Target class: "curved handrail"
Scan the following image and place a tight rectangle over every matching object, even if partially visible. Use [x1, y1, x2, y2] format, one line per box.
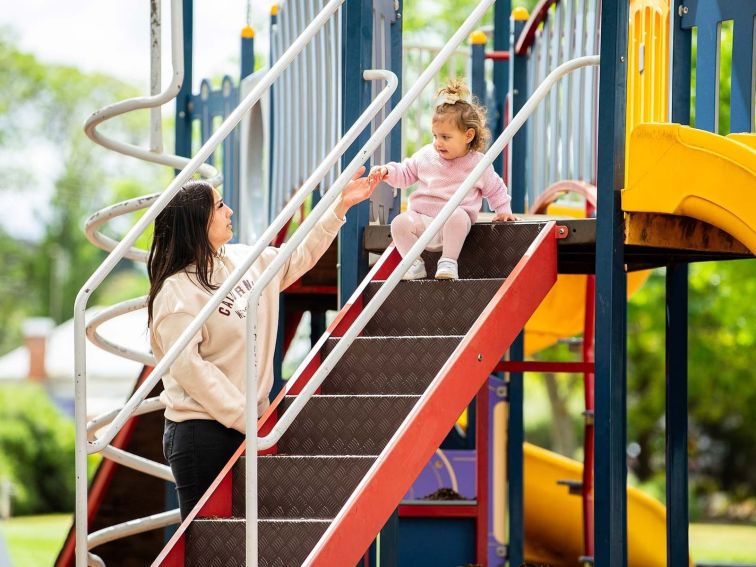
[86, 397, 165, 437]
[85, 298, 154, 366]
[247, 54, 600, 566]
[88, 510, 181, 553]
[83, 195, 160, 262]
[529, 180, 597, 213]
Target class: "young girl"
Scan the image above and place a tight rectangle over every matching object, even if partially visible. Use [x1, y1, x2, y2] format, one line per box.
[369, 80, 516, 280]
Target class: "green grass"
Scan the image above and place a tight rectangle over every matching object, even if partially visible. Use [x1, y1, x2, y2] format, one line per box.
[690, 523, 756, 563]
[0, 514, 72, 567]
[0, 514, 754, 565]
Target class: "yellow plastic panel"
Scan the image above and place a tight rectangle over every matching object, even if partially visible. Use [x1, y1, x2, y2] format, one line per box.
[727, 132, 756, 150]
[626, 0, 670, 169]
[623, 124, 756, 253]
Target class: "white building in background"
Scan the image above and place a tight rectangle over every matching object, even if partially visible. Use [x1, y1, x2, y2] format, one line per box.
[0, 309, 147, 419]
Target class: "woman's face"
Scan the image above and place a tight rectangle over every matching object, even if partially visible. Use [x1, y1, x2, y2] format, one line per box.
[208, 189, 234, 251]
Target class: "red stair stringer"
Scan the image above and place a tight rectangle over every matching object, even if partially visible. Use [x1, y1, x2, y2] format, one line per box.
[304, 221, 559, 566]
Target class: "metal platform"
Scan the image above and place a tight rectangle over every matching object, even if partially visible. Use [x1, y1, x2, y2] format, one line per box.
[364, 215, 754, 274]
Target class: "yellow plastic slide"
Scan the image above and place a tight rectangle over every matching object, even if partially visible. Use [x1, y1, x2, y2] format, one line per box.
[622, 124, 756, 254]
[524, 443, 668, 567]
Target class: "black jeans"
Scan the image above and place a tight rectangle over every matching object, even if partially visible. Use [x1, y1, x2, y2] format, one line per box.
[163, 418, 245, 520]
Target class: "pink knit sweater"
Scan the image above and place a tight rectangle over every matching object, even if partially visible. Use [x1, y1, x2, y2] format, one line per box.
[384, 144, 512, 223]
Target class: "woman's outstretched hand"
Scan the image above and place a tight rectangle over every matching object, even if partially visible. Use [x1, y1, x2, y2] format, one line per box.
[334, 166, 380, 219]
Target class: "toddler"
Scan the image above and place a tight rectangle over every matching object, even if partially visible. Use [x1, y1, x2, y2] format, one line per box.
[369, 79, 517, 280]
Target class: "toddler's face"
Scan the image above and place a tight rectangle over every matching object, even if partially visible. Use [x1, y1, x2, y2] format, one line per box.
[432, 118, 474, 160]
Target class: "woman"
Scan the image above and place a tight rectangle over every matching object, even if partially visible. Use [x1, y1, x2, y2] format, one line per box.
[147, 167, 376, 519]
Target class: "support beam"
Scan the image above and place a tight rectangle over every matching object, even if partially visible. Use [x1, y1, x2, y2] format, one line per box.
[665, 263, 689, 566]
[667, 3, 692, 564]
[339, 0, 373, 306]
[174, 0, 194, 163]
[594, 0, 629, 565]
[492, 0, 511, 178]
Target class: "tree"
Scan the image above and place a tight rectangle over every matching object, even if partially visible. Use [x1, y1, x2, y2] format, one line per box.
[627, 259, 756, 512]
[0, 33, 159, 354]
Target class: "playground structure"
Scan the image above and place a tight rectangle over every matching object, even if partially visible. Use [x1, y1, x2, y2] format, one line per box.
[59, 0, 756, 566]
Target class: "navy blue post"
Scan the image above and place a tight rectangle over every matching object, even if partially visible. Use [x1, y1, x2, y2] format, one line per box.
[387, 0, 403, 221]
[665, 262, 689, 566]
[666, 3, 692, 564]
[470, 34, 490, 214]
[241, 27, 255, 81]
[594, 1, 628, 565]
[509, 15, 528, 214]
[470, 38, 486, 104]
[339, 0, 373, 306]
[174, 0, 194, 164]
[506, 344, 524, 567]
[492, 0, 511, 177]
[504, 14, 529, 567]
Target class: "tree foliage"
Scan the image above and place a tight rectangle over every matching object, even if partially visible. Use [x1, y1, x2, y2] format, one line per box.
[0, 34, 158, 355]
[0, 383, 91, 514]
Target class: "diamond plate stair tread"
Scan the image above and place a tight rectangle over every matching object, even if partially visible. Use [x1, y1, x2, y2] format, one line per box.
[186, 518, 328, 567]
[417, 222, 543, 279]
[362, 278, 505, 336]
[276, 395, 418, 455]
[232, 455, 376, 518]
[320, 336, 463, 394]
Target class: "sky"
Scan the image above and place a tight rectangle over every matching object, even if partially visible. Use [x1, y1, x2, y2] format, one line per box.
[0, 0, 276, 239]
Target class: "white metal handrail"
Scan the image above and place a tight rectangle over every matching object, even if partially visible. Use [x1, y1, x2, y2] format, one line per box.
[85, 297, 154, 366]
[85, 397, 165, 437]
[248, 54, 600, 567]
[88, 509, 181, 553]
[74, 0, 391, 563]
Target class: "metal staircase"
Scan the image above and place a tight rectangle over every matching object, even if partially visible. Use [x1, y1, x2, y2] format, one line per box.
[156, 221, 559, 566]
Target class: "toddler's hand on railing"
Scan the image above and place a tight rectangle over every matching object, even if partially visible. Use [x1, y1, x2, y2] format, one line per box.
[492, 212, 521, 222]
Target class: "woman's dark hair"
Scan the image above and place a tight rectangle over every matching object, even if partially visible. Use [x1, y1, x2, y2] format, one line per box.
[147, 180, 219, 326]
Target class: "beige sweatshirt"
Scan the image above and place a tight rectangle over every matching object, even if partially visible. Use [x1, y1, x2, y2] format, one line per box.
[150, 209, 345, 433]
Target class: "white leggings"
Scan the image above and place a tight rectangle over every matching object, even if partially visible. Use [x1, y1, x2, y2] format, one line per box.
[390, 208, 472, 261]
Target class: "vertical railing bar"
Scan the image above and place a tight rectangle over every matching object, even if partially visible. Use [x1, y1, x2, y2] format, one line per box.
[584, 0, 597, 181]
[563, 0, 575, 181]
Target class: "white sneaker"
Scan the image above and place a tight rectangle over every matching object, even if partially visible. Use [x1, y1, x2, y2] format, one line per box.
[435, 258, 459, 280]
[402, 258, 427, 280]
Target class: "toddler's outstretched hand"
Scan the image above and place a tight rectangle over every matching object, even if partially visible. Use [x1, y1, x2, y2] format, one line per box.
[368, 165, 388, 186]
[492, 212, 521, 222]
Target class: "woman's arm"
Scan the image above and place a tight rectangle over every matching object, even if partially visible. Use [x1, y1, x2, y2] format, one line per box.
[279, 166, 378, 289]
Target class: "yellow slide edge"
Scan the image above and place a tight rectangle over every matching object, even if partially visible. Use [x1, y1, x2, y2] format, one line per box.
[622, 123, 756, 254]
